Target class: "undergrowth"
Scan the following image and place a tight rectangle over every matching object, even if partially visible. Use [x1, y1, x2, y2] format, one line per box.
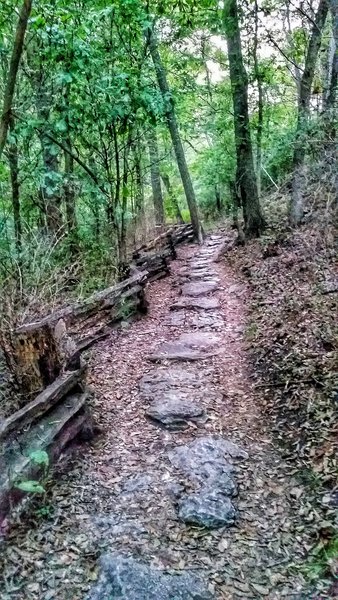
[227, 171, 338, 595]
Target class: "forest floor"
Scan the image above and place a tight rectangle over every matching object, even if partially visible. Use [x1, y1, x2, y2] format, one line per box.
[0, 224, 337, 599]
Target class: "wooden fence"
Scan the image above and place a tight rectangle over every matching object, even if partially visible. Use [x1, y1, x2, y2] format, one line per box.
[0, 223, 194, 529]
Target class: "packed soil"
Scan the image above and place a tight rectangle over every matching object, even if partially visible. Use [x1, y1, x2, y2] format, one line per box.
[0, 233, 336, 599]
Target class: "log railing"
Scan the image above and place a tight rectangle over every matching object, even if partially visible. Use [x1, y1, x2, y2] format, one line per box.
[0, 222, 194, 530]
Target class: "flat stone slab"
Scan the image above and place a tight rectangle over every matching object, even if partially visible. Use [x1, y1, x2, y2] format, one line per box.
[139, 368, 201, 398]
[89, 515, 147, 537]
[86, 554, 214, 600]
[171, 297, 220, 311]
[178, 332, 221, 347]
[148, 333, 221, 362]
[139, 369, 199, 397]
[191, 311, 224, 329]
[169, 436, 247, 485]
[122, 474, 153, 493]
[182, 281, 218, 297]
[167, 311, 186, 326]
[178, 489, 236, 528]
[169, 437, 247, 529]
[146, 393, 206, 429]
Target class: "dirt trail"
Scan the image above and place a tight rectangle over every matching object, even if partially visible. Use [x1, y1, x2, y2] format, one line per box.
[1, 236, 317, 599]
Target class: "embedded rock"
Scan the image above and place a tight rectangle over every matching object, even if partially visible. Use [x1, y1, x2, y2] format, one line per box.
[168, 436, 243, 485]
[169, 437, 247, 529]
[146, 394, 206, 429]
[181, 282, 218, 297]
[171, 297, 220, 311]
[178, 489, 236, 529]
[86, 554, 214, 600]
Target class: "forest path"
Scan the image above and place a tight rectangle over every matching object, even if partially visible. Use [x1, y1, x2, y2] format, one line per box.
[2, 235, 311, 599]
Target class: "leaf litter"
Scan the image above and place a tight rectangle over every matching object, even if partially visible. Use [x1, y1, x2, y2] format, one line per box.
[0, 230, 336, 599]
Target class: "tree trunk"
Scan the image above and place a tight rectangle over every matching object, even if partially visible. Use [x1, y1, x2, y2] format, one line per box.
[289, 0, 329, 226]
[160, 172, 184, 223]
[223, 0, 265, 238]
[148, 128, 165, 226]
[34, 78, 62, 233]
[134, 146, 145, 216]
[327, 0, 338, 112]
[253, 0, 263, 196]
[118, 130, 132, 267]
[147, 28, 203, 242]
[0, 0, 33, 160]
[215, 185, 222, 212]
[8, 119, 22, 254]
[64, 141, 78, 255]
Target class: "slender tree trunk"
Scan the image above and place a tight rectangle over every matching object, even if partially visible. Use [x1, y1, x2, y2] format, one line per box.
[8, 120, 22, 254]
[134, 149, 145, 216]
[289, 0, 329, 226]
[223, 0, 265, 238]
[323, 31, 336, 109]
[215, 185, 222, 212]
[34, 74, 62, 233]
[64, 141, 78, 255]
[147, 28, 203, 242]
[253, 0, 263, 196]
[0, 0, 33, 160]
[161, 172, 184, 223]
[328, 0, 338, 204]
[327, 0, 338, 112]
[148, 128, 165, 226]
[118, 130, 132, 266]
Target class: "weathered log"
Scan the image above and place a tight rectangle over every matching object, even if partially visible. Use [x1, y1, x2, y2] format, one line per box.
[15, 270, 148, 335]
[9, 271, 148, 391]
[0, 368, 85, 441]
[0, 389, 89, 528]
[11, 322, 63, 395]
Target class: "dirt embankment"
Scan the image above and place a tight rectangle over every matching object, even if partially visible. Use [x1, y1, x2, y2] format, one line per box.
[227, 209, 338, 593]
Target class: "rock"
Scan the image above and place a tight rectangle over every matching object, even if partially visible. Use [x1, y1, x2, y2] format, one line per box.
[148, 334, 221, 362]
[148, 339, 219, 362]
[167, 311, 185, 326]
[86, 554, 214, 600]
[139, 369, 199, 398]
[169, 441, 233, 485]
[178, 332, 220, 348]
[178, 489, 236, 529]
[191, 311, 224, 329]
[146, 393, 206, 429]
[181, 282, 218, 297]
[169, 436, 247, 486]
[166, 482, 185, 500]
[171, 297, 220, 311]
[90, 515, 147, 537]
[122, 474, 153, 493]
[169, 437, 246, 527]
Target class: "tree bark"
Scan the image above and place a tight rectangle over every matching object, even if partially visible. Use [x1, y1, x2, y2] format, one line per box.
[147, 28, 203, 242]
[253, 0, 263, 196]
[223, 0, 265, 238]
[148, 128, 165, 225]
[33, 69, 62, 233]
[64, 141, 78, 255]
[327, 0, 338, 111]
[289, 0, 329, 226]
[161, 172, 184, 223]
[8, 119, 22, 254]
[0, 0, 33, 160]
[134, 145, 145, 216]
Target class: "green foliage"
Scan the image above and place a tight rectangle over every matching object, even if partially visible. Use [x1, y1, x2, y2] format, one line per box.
[14, 450, 50, 496]
[0, 0, 331, 310]
[15, 480, 46, 494]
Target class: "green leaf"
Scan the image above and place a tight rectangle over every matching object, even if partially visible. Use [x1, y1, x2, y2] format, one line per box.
[15, 480, 45, 494]
[29, 450, 49, 467]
